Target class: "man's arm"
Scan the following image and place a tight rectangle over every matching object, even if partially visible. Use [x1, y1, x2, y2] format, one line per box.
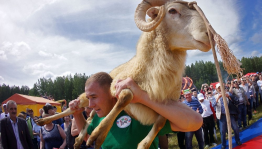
[69, 100, 87, 141]
[115, 78, 203, 132]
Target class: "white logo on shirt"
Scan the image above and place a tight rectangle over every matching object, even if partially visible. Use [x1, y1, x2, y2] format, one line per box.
[116, 115, 131, 128]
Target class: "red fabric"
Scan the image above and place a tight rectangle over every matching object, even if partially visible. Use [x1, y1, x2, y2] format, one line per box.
[244, 72, 257, 77]
[210, 82, 219, 88]
[210, 101, 216, 121]
[233, 135, 262, 149]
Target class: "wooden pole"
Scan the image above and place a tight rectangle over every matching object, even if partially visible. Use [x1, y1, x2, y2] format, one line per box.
[193, 4, 232, 149]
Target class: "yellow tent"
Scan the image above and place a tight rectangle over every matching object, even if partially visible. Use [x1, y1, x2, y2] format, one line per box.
[2, 93, 61, 117]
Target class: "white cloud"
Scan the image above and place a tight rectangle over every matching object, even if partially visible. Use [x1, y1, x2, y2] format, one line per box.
[0, 51, 7, 60]
[251, 33, 262, 44]
[0, 0, 254, 88]
[251, 51, 262, 57]
[0, 76, 4, 81]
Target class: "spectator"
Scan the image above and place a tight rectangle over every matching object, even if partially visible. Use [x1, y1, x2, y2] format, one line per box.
[251, 75, 259, 110]
[18, 113, 27, 120]
[210, 85, 216, 95]
[237, 77, 251, 129]
[26, 108, 37, 149]
[192, 90, 198, 99]
[248, 82, 255, 120]
[197, 93, 217, 148]
[61, 115, 71, 132]
[33, 116, 42, 149]
[177, 94, 186, 149]
[200, 84, 210, 98]
[40, 105, 66, 149]
[0, 104, 9, 120]
[182, 89, 204, 149]
[257, 75, 262, 106]
[69, 106, 94, 149]
[0, 100, 34, 149]
[214, 83, 242, 149]
[39, 108, 43, 118]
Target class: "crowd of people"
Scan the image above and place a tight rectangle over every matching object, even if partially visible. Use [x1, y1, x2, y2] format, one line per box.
[177, 73, 262, 149]
[0, 100, 94, 149]
[0, 72, 261, 149]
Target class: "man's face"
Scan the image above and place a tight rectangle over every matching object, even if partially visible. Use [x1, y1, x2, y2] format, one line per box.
[28, 109, 34, 117]
[3, 105, 7, 111]
[7, 103, 17, 119]
[199, 99, 204, 103]
[48, 109, 55, 115]
[86, 82, 114, 117]
[184, 93, 192, 101]
[192, 91, 197, 97]
[210, 85, 213, 89]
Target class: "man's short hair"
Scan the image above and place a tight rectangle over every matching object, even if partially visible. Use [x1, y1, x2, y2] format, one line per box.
[6, 100, 17, 109]
[43, 105, 54, 114]
[85, 72, 113, 89]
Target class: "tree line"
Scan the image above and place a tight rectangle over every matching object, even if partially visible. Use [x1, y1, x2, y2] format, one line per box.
[0, 73, 89, 104]
[1, 56, 262, 104]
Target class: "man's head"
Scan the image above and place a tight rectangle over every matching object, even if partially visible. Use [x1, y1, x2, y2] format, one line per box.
[2, 104, 7, 112]
[241, 77, 247, 85]
[192, 90, 197, 97]
[43, 105, 55, 115]
[233, 79, 239, 88]
[183, 89, 192, 102]
[85, 72, 115, 117]
[53, 106, 57, 112]
[27, 108, 34, 118]
[39, 108, 43, 117]
[6, 100, 17, 120]
[197, 93, 205, 103]
[216, 83, 221, 93]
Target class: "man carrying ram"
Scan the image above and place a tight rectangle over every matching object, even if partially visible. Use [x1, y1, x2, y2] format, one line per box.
[70, 72, 203, 149]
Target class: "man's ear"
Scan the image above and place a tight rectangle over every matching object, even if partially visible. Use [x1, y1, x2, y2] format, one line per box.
[146, 7, 160, 19]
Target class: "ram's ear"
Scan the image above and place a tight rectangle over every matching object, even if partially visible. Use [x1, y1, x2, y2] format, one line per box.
[146, 7, 160, 19]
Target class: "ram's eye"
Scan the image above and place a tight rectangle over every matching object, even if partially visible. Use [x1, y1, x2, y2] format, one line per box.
[169, 8, 177, 14]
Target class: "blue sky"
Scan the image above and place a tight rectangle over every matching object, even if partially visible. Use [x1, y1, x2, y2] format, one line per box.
[0, 0, 261, 88]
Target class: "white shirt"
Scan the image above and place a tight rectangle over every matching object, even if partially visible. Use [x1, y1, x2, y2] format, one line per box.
[240, 83, 250, 99]
[257, 80, 262, 92]
[10, 118, 24, 149]
[199, 99, 213, 118]
[0, 112, 9, 120]
[33, 124, 42, 142]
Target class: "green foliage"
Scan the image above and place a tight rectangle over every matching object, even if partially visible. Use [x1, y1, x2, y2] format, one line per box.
[0, 73, 89, 105]
[184, 56, 262, 90]
[1, 56, 262, 104]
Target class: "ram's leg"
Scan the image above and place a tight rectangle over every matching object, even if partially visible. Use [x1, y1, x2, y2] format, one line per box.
[36, 93, 89, 126]
[138, 115, 167, 149]
[74, 110, 96, 149]
[86, 89, 133, 149]
[36, 108, 75, 126]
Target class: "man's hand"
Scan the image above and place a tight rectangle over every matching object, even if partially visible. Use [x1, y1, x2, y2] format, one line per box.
[69, 99, 84, 115]
[196, 108, 199, 113]
[115, 77, 145, 104]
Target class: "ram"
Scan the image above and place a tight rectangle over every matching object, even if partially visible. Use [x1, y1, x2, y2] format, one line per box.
[37, 0, 211, 148]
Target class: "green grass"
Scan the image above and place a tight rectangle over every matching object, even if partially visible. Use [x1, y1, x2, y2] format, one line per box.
[167, 103, 262, 149]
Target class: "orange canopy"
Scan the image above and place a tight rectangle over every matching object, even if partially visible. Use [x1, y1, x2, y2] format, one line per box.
[2, 93, 61, 106]
[2, 94, 61, 116]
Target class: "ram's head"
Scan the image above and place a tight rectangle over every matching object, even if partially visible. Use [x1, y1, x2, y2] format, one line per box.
[135, 0, 211, 52]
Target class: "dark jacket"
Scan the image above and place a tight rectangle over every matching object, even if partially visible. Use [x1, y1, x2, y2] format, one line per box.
[0, 117, 33, 149]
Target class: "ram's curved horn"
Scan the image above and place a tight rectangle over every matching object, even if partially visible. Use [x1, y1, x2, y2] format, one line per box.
[134, 0, 168, 32]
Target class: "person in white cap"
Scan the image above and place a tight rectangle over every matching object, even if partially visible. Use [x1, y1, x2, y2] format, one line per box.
[214, 83, 242, 149]
[0, 104, 10, 120]
[197, 93, 217, 148]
